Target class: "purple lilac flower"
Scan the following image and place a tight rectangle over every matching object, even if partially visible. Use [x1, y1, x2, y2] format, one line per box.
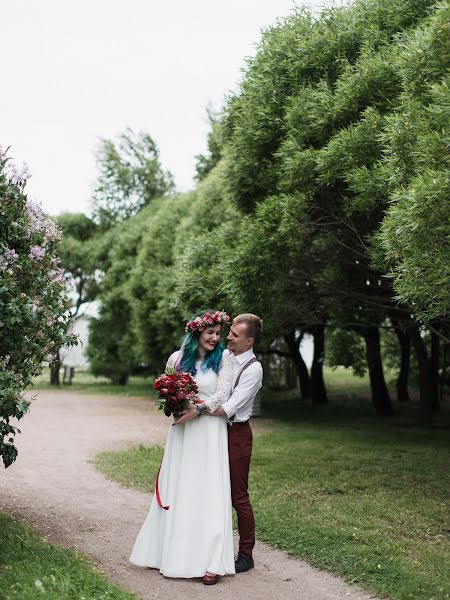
[25, 198, 60, 242]
[6, 161, 30, 185]
[0, 248, 19, 271]
[50, 267, 66, 285]
[29, 245, 46, 260]
[4, 248, 19, 262]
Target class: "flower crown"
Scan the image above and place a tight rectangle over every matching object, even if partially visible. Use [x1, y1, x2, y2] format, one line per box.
[185, 310, 231, 334]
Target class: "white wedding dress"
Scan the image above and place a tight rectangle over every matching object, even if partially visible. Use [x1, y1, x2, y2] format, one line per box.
[129, 350, 235, 578]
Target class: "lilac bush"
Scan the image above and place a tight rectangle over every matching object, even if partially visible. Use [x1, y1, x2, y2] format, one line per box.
[0, 147, 76, 467]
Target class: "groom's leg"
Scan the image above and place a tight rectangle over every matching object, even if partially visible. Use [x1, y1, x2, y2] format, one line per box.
[228, 422, 255, 558]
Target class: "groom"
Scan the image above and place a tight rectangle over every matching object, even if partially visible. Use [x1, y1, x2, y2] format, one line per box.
[176, 313, 263, 573]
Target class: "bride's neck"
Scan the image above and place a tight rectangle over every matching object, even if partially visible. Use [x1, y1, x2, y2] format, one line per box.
[198, 348, 206, 359]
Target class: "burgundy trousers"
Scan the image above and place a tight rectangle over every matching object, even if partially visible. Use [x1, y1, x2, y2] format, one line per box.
[227, 421, 255, 558]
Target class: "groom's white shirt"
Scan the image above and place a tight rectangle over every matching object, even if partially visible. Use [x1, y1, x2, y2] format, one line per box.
[216, 348, 263, 422]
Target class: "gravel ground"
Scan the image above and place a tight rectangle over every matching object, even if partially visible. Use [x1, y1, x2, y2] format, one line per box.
[0, 390, 383, 600]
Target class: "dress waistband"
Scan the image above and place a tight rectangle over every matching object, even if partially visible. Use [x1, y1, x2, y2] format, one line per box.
[227, 420, 249, 426]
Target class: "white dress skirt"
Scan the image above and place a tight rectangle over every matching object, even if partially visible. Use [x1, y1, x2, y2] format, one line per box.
[129, 350, 235, 578]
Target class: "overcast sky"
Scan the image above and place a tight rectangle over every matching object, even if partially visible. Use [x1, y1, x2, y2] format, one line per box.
[1, 0, 338, 216]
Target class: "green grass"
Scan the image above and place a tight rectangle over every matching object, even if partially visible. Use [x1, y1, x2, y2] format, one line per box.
[26, 366, 392, 408]
[94, 399, 450, 600]
[28, 369, 151, 398]
[94, 445, 163, 493]
[0, 514, 137, 600]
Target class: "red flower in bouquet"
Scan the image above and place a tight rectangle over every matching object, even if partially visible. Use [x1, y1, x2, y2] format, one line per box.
[153, 368, 198, 416]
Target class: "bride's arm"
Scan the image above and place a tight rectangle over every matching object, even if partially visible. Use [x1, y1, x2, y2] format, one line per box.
[203, 351, 234, 414]
[165, 350, 180, 371]
[172, 351, 233, 425]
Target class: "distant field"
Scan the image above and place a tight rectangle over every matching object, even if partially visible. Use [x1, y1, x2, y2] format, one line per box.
[29, 365, 380, 400]
[28, 368, 151, 397]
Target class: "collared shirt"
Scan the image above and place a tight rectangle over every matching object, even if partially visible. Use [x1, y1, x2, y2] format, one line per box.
[221, 348, 263, 422]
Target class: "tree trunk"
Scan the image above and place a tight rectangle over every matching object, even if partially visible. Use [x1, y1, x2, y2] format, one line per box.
[430, 324, 440, 412]
[363, 326, 393, 416]
[50, 348, 61, 386]
[112, 373, 128, 385]
[310, 324, 328, 404]
[407, 324, 433, 427]
[392, 319, 411, 403]
[284, 330, 311, 400]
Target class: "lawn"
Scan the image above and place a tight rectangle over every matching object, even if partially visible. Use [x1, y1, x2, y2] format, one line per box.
[28, 368, 151, 397]
[94, 379, 450, 600]
[0, 514, 137, 600]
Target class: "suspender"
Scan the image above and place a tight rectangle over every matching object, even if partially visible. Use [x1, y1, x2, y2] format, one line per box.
[232, 357, 259, 392]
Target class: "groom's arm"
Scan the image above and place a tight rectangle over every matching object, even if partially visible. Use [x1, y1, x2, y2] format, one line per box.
[206, 365, 263, 419]
[173, 352, 234, 425]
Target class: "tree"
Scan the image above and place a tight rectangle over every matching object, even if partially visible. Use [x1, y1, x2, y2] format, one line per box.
[91, 127, 175, 229]
[0, 149, 75, 467]
[194, 106, 224, 182]
[53, 213, 101, 385]
[86, 211, 150, 384]
[127, 194, 194, 371]
[373, 3, 450, 322]
[219, 0, 442, 419]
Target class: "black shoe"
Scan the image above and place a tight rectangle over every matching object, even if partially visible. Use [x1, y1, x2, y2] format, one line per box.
[235, 553, 254, 573]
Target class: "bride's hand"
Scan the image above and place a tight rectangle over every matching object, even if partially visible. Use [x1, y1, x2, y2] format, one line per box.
[172, 405, 198, 426]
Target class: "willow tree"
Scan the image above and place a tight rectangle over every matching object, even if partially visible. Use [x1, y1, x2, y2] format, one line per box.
[220, 0, 439, 418]
[92, 128, 175, 230]
[372, 3, 450, 424]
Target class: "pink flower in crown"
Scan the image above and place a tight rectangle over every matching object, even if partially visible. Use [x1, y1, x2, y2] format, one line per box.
[185, 310, 232, 334]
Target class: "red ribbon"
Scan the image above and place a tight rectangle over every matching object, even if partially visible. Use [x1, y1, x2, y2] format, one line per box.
[155, 465, 170, 510]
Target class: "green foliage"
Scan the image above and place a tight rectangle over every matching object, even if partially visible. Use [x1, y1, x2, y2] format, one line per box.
[127, 165, 241, 371]
[373, 4, 450, 319]
[127, 194, 194, 370]
[223, 0, 436, 212]
[83, 0, 449, 396]
[86, 207, 154, 384]
[91, 127, 174, 229]
[169, 164, 242, 316]
[0, 151, 75, 467]
[194, 106, 224, 182]
[57, 213, 101, 315]
[220, 0, 448, 340]
[325, 328, 367, 376]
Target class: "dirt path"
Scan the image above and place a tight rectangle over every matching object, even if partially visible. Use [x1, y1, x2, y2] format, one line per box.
[0, 390, 382, 600]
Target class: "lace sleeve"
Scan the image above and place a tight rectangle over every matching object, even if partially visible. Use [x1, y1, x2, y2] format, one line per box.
[165, 350, 181, 371]
[204, 351, 234, 414]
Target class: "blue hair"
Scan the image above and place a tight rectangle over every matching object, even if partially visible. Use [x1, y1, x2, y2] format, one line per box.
[176, 310, 225, 375]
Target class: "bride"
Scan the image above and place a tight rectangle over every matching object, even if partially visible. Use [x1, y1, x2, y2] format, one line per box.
[129, 310, 235, 585]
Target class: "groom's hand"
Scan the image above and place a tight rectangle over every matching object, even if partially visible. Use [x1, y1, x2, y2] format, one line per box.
[172, 406, 198, 425]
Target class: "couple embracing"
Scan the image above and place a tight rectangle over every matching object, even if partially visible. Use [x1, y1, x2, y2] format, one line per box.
[129, 310, 263, 585]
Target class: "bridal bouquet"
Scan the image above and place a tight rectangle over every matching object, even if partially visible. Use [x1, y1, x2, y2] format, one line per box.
[153, 368, 198, 417]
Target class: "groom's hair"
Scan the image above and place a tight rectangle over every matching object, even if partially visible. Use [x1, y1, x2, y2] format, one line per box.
[233, 314, 263, 341]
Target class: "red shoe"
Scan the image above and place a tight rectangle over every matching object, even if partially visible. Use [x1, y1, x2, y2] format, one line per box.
[202, 573, 218, 585]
